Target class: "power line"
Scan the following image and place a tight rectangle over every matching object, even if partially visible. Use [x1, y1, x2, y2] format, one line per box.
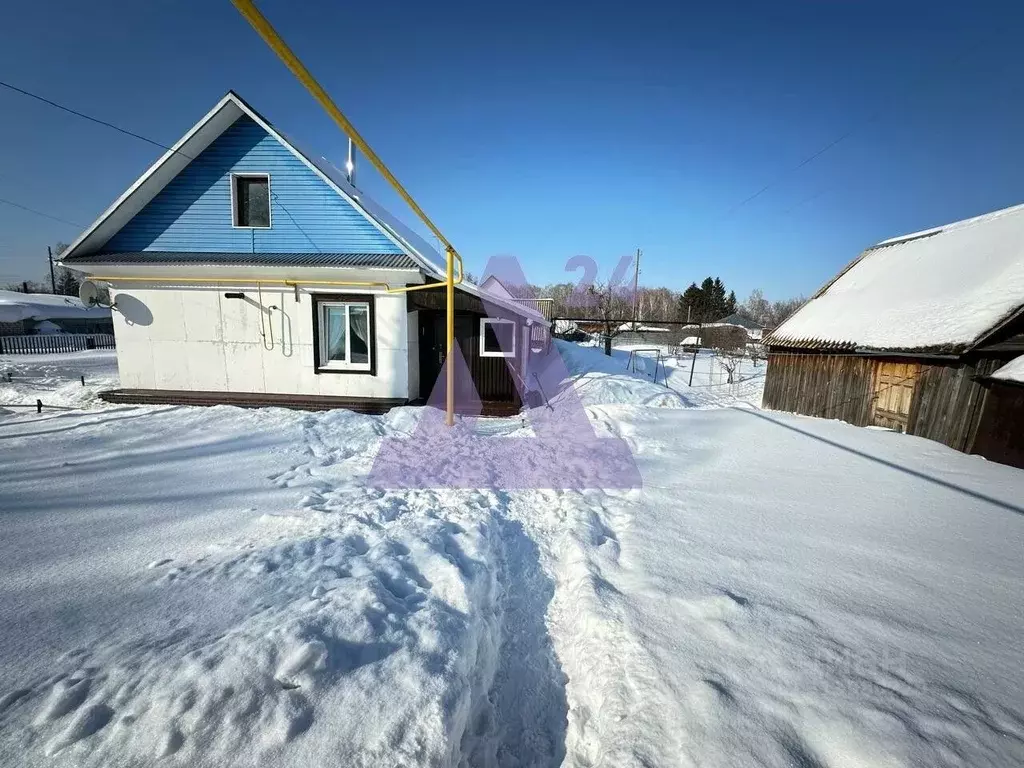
[721, 28, 996, 219]
[0, 80, 173, 153]
[0, 80, 323, 251]
[0, 197, 81, 228]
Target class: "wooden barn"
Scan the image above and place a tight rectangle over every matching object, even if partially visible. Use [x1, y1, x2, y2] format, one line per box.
[763, 202, 1024, 469]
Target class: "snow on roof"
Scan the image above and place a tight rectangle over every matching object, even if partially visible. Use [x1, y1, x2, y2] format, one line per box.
[990, 354, 1024, 384]
[0, 291, 111, 323]
[769, 202, 1024, 353]
[617, 323, 670, 332]
[715, 313, 764, 331]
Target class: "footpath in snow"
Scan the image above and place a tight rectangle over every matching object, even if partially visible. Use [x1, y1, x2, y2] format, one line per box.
[0, 344, 1022, 767]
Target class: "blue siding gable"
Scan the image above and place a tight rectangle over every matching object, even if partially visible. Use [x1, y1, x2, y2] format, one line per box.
[105, 116, 403, 254]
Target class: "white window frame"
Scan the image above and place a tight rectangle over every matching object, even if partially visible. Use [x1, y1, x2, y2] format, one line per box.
[231, 172, 272, 229]
[318, 300, 373, 371]
[480, 318, 516, 358]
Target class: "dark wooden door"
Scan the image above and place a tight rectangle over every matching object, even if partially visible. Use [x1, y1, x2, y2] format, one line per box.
[418, 311, 444, 400]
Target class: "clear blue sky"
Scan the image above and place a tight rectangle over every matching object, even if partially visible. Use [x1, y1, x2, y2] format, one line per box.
[1, 0, 1021, 300]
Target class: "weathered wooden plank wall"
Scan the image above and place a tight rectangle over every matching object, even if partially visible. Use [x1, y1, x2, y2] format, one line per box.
[764, 351, 1020, 461]
[971, 382, 1024, 468]
[907, 358, 1001, 452]
[763, 352, 873, 425]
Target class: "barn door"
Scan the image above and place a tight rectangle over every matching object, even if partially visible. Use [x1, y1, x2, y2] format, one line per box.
[871, 361, 920, 431]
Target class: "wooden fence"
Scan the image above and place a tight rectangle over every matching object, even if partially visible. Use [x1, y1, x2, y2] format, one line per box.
[0, 334, 115, 355]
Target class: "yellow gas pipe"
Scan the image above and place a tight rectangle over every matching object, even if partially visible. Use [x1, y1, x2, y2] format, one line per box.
[229, 0, 460, 425]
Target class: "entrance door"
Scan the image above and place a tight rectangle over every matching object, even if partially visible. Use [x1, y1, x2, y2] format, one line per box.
[871, 360, 920, 431]
[418, 311, 444, 401]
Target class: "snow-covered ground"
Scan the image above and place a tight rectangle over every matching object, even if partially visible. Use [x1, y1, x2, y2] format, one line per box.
[0, 350, 119, 412]
[0, 343, 1022, 767]
[567, 340, 766, 408]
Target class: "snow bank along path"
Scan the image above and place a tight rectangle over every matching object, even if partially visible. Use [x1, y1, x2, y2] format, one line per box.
[0, 343, 1022, 766]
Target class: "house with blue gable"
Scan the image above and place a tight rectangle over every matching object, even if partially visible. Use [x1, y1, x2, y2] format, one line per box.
[60, 91, 545, 412]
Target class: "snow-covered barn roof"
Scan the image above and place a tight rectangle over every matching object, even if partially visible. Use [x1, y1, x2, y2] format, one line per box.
[0, 291, 111, 323]
[990, 354, 1024, 385]
[767, 202, 1024, 354]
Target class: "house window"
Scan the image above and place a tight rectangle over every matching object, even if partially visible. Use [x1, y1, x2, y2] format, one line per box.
[232, 174, 271, 228]
[314, 297, 375, 373]
[480, 318, 516, 358]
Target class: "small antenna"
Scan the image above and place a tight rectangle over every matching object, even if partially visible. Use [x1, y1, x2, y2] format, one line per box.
[345, 137, 356, 186]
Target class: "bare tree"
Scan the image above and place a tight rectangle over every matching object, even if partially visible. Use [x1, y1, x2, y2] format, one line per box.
[766, 297, 805, 328]
[588, 281, 633, 355]
[718, 349, 742, 384]
[739, 288, 806, 329]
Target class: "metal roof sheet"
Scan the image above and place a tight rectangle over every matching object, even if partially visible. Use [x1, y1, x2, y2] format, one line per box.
[71, 252, 418, 269]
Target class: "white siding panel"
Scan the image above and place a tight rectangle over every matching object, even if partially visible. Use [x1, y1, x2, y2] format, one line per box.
[115, 341, 153, 388]
[107, 285, 410, 400]
[182, 290, 224, 342]
[223, 343, 267, 393]
[407, 311, 420, 400]
[150, 341, 191, 389]
[144, 291, 187, 343]
[187, 342, 229, 390]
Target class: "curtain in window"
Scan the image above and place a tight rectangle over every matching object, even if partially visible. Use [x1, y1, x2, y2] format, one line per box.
[349, 305, 369, 364]
[325, 307, 347, 361]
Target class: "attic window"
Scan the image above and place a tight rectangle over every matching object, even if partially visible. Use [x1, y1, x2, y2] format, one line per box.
[232, 174, 271, 228]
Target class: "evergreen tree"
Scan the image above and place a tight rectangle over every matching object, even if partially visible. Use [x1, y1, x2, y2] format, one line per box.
[711, 278, 726, 315]
[678, 283, 704, 322]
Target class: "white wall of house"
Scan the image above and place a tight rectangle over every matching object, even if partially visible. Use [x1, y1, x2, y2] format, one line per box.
[111, 285, 410, 399]
[406, 310, 420, 401]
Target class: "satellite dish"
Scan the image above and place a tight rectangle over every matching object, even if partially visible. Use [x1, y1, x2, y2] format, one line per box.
[79, 280, 112, 307]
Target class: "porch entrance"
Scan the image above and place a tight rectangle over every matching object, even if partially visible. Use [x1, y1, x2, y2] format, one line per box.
[416, 310, 521, 410]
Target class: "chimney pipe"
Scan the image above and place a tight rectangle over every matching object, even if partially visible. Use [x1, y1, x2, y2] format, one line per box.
[345, 137, 356, 186]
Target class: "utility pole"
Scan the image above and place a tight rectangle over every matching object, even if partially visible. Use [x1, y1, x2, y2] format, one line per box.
[631, 248, 641, 329]
[688, 323, 701, 387]
[48, 246, 56, 293]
